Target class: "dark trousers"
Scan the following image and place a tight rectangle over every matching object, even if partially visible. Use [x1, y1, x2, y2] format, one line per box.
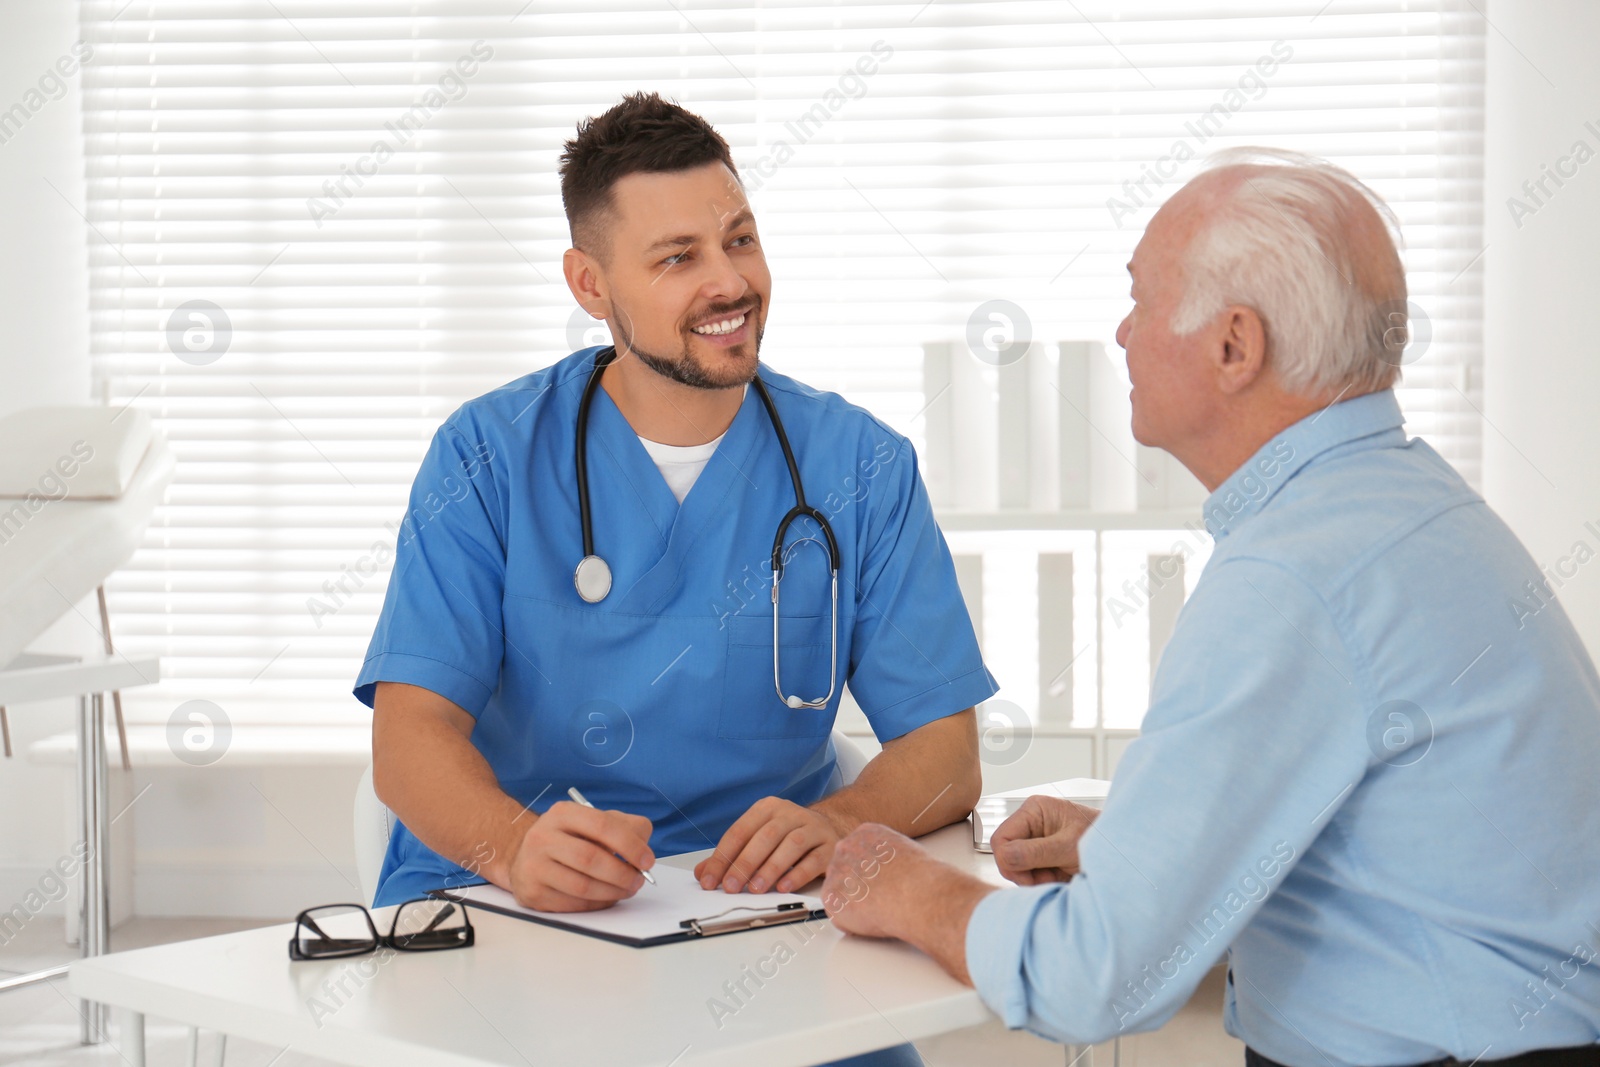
[1246, 1045, 1600, 1067]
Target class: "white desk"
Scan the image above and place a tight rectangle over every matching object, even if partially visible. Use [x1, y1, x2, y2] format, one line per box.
[70, 820, 1016, 1067]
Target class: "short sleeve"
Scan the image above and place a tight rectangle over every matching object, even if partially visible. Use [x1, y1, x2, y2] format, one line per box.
[353, 422, 506, 715]
[843, 439, 998, 739]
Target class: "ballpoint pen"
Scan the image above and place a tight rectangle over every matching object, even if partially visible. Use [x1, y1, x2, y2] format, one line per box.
[566, 786, 656, 885]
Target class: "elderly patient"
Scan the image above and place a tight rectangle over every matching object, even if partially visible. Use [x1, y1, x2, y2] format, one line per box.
[820, 149, 1600, 1067]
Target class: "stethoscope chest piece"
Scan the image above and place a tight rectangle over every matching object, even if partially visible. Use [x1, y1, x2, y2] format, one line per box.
[574, 554, 613, 603]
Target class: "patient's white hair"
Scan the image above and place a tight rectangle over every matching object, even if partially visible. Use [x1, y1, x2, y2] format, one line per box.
[1170, 147, 1408, 397]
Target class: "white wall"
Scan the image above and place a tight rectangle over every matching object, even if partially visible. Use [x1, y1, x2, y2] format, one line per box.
[131, 764, 363, 918]
[0, 0, 97, 918]
[1482, 0, 1600, 656]
[0, 0, 90, 417]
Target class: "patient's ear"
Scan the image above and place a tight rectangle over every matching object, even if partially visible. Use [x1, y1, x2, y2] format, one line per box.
[1214, 305, 1267, 395]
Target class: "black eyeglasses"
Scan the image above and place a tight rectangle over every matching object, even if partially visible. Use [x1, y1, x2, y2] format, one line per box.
[288, 899, 474, 960]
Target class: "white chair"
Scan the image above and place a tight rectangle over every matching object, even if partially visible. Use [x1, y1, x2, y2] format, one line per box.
[353, 762, 395, 906]
[354, 730, 873, 904]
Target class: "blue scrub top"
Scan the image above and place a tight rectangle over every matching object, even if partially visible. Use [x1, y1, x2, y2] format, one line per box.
[355, 348, 998, 905]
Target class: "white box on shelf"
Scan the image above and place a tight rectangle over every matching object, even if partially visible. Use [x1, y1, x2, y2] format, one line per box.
[923, 340, 999, 511]
[1074, 340, 1139, 512]
[1056, 341, 1092, 509]
[997, 342, 1059, 511]
[1037, 551, 1074, 722]
[952, 551, 984, 650]
[922, 340, 957, 509]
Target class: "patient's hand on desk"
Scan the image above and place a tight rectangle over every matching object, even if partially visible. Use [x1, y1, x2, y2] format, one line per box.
[507, 800, 655, 912]
[989, 795, 1100, 886]
[824, 823, 997, 987]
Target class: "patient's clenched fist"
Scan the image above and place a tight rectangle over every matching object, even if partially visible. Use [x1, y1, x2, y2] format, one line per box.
[989, 795, 1099, 886]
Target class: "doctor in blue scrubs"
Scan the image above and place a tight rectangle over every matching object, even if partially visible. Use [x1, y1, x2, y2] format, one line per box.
[355, 92, 994, 1065]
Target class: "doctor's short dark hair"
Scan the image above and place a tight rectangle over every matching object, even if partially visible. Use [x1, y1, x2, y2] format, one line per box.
[559, 92, 740, 258]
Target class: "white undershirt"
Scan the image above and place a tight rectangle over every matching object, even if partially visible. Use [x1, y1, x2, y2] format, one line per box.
[637, 431, 726, 504]
[633, 384, 746, 505]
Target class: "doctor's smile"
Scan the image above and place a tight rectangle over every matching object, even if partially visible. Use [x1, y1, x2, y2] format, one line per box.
[686, 307, 757, 352]
[690, 310, 748, 337]
[679, 294, 762, 354]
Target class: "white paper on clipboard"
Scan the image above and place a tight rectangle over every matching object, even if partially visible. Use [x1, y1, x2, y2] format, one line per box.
[437, 865, 825, 946]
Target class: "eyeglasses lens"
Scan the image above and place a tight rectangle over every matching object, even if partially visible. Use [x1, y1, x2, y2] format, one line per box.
[391, 899, 471, 951]
[294, 905, 378, 959]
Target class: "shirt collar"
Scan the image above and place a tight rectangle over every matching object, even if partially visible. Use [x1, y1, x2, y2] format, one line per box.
[1202, 389, 1406, 540]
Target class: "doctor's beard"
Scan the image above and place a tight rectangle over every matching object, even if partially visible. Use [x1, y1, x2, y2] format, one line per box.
[609, 296, 763, 390]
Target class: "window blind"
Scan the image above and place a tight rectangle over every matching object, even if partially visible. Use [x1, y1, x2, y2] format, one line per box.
[80, 0, 1486, 724]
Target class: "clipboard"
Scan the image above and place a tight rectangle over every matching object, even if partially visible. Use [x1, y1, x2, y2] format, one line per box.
[430, 866, 828, 948]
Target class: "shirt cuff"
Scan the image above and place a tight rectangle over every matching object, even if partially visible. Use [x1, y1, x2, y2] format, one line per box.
[964, 881, 1068, 1030]
[353, 651, 495, 715]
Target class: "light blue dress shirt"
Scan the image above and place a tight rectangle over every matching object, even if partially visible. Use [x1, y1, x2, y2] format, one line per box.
[966, 390, 1600, 1065]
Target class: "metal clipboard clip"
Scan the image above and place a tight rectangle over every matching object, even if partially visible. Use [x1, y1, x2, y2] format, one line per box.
[679, 901, 818, 938]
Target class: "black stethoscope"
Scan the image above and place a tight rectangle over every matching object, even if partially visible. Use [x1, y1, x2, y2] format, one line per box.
[572, 347, 841, 710]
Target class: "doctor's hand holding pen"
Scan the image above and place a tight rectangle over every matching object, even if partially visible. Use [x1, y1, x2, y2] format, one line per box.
[505, 798, 656, 912]
[987, 795, 1101, 886]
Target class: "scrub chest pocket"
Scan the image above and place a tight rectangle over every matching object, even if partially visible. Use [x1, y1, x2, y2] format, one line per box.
[718, 613, 839, 739]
